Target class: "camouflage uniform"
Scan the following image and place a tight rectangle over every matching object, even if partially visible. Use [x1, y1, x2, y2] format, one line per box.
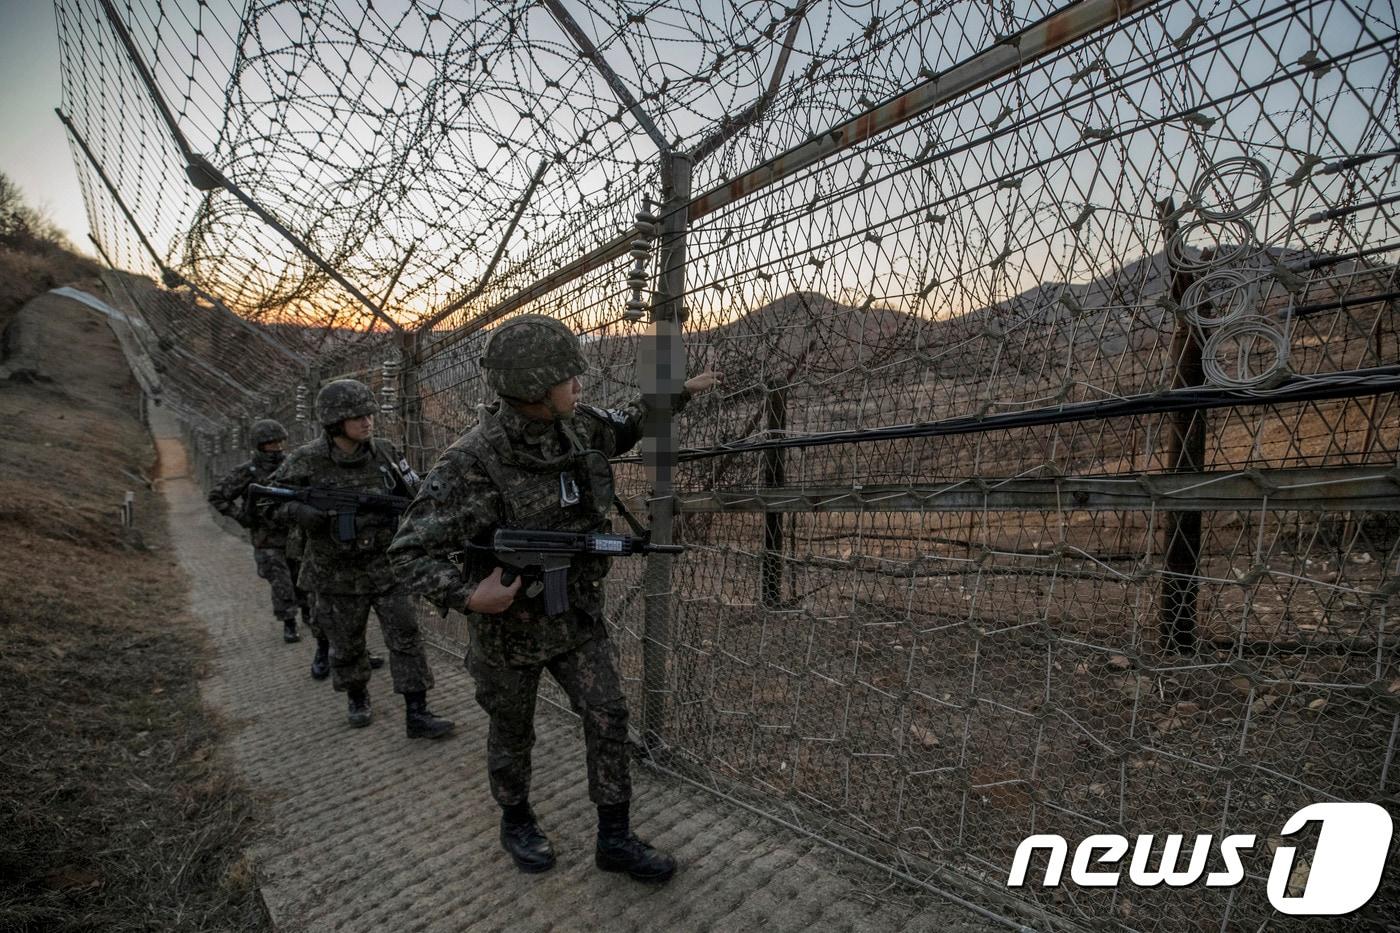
[389, 345, 690, 808]
[282, 525, 322, 639]
[265, 432, 434, 696]
[207, 436, 312, 631]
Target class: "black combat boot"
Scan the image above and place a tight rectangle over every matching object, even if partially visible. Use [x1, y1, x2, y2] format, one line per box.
[595, 802, 676, 883]
[310, 637, 330, 680]
[403, 690, 454, 739]
[499, 802, 555, 874]
[346, 685, 372, 728]
[282, 618, 301, 643]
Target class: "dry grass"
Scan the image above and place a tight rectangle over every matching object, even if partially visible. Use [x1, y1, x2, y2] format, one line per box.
[0, 292, 269, 932]
[0, 244, 101, 333]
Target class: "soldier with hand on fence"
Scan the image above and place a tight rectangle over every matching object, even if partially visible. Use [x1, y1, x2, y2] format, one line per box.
[208, 418, 316, 646]
[388, 315, 721, 883]
[261, 379, 453, 739]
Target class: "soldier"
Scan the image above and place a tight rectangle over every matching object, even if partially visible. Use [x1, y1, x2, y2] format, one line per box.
[208, 419, 312, 645]
[388, 315, 720, 883]
[263, 379, 453, 738]
[285, 523, 388, 680]
[286, 524, 366, 681]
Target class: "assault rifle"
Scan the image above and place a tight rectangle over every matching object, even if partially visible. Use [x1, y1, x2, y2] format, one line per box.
[471, 528, 683, 615]
[248, 483, 412, 543]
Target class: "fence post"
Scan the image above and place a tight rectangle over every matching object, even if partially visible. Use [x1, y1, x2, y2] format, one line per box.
[1156, 197, 1206, 651]
[761, 387, 787, 607]
[640, 152, 692, 749]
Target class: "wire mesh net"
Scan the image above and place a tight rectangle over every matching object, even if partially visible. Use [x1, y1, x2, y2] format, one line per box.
[56, 0, 1399, 929]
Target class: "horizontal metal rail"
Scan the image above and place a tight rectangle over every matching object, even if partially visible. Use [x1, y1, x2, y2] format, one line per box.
[686, 0, 1160, 222]
[655, 365, 1400, 462]
[669, 466, 1400, 513]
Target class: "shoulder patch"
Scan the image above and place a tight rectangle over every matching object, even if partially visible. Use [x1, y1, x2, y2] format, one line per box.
[578, 403, 630, 431]
[423, 474, 453, 503]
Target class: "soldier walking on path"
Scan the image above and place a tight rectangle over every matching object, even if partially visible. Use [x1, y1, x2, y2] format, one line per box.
[285, 525, 388, 680]
[208, 419, 313, 645]
[262, 379, 453, 739]
[389, 315, 720, 883]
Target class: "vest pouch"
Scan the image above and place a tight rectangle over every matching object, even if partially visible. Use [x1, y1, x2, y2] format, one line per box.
[575, 448, 615, 521]
[500, 469, 575, 529]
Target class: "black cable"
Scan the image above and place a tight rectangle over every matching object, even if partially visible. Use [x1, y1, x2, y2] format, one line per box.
[625, 365, 1400, 463]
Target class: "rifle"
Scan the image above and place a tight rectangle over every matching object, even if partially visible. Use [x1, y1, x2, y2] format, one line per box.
[248, 483, 412, 544]
[470, 528, 683, 615]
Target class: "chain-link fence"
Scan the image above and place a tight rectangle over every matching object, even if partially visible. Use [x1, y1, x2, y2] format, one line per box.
[56, 0, 1398, 929]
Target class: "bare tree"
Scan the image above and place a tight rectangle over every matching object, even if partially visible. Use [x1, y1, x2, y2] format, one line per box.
[0, 171, 67, 250]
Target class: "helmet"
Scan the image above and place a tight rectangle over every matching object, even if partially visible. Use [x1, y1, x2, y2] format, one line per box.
[249, 418, 288, 448]
[479, 315, 588, 403]
[315, 379, 377, 428]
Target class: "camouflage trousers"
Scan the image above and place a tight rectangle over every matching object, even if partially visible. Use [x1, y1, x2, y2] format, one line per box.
[253, 547, 313, 631]
[314, 585, 434, 695]
[468, 635, 631, 807]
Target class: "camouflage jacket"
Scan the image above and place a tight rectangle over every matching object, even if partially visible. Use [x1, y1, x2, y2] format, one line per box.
[207, 452, 288, 549]
[263, 435, 418, 594]
[388, 392, 689, 666]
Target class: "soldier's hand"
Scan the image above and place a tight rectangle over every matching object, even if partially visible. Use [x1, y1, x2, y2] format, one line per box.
[288, 502, 329, 531]
[355, 511, 392, 531]
[466, 566, 522, 614]
[684, 369, 724, 394]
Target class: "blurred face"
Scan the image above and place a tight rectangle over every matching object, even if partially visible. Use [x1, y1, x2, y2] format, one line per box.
[258, 440, 285, 453]
[546, 376, 582, 416]
[342, 414, 374, 442]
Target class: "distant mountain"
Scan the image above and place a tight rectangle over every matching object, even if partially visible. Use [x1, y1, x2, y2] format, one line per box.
[682, 243, 1382, 390]
[691, 290, 924, 379]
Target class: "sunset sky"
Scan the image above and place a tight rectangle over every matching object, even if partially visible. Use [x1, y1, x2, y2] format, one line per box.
[9, 0, 1394, 335]
[0, 1, 90, 250]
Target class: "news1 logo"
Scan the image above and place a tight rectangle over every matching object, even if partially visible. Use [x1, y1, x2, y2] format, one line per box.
[1007, 803, 1393, 916]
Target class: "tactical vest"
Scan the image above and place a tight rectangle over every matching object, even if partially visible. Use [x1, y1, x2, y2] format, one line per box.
[460, 404, 616, 584]
[315, 437, 413, 554]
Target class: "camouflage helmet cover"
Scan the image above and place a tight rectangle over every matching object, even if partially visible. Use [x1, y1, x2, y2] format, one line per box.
[479, 314, 588, 403]
[315, 379, 377, 427]
[250, 418, 288, 447]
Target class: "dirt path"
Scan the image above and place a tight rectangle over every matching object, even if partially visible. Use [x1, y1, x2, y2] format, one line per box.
[148, 406, 1008, 932]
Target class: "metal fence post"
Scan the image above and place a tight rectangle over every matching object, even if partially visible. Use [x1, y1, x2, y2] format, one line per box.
[640, 152, 692, 749]
[1156, 197, 1206, 651]
[761, 387, 788, 607]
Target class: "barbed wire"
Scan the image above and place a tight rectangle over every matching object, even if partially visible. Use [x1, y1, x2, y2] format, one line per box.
[55, 0, 1399, 930]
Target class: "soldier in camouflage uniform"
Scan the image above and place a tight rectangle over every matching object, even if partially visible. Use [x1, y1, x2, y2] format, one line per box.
[389, 315, 720, 882]
[283, 523, 386, 681]
[262, 379, 453, 738]
[208, 419, 313, 645]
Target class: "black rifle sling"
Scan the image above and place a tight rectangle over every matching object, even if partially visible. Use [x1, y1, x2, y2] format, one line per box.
[612, 494, 647, 537]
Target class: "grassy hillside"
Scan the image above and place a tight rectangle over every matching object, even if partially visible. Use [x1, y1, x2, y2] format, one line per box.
[0, 290, 269, 929]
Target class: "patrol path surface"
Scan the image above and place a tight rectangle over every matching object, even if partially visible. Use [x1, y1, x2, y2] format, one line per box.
[150, 413, 1007, 933]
